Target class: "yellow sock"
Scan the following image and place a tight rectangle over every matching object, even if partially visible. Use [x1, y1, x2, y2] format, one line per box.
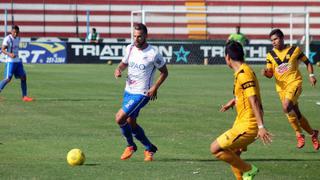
[286, 114, 302, 134]
[215, 149, 251, 172]
[231, 165, 243, 180]
[299, 116, 314, 135]
[231, 149, 243, 179]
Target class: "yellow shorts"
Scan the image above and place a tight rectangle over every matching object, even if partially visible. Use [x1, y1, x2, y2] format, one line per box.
[217, 127, 257, 150]
[278, 85, 302, 105]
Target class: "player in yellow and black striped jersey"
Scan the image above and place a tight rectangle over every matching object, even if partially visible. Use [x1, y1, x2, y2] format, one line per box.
[262, 29, 319, 150]
[211, 41, 272, 180]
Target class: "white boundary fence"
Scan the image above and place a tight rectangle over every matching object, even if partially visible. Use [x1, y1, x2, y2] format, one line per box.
[131, 10, 310, 57]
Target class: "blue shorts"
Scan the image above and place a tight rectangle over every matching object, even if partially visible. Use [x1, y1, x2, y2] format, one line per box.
[122, 91, 150, 119]
[4, 62, 26, 79]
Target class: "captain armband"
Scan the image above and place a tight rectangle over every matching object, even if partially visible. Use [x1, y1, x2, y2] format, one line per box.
[241, 81, 255, 89]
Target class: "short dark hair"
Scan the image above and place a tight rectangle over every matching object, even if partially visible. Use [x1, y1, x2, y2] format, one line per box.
[134, 23, 148, 35]
[12, 25, 19, 31]
[225, 41, 244, 61]
[92, 28, 96, 32]
[269, 29, 284, 38]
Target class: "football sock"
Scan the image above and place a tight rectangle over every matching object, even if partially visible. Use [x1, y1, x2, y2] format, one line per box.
[119, 122, 136, 147]
[21, 79, 27, 97]
[231, 150, 243, 180]
[231, 165, 243, 180]
[215, 149, 251, 172]
[132, 125, 152, 150]
[286, 113, 302, 134]
[299, 116, 314, 135]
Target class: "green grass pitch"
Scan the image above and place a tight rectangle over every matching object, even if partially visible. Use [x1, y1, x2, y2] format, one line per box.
[0, 64, 319, 179]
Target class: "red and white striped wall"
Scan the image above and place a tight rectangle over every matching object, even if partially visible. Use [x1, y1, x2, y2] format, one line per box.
[0, 0, 319, 40]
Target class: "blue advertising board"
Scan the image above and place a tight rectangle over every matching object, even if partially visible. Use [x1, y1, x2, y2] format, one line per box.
[19, 42, 67, 64]
[66, 42, 271, 64]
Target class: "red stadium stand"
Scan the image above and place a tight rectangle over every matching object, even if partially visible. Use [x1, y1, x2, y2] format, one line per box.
[0, 0, 319, 40]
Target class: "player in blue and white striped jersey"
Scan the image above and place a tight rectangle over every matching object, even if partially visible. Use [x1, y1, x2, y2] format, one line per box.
[1, 25, 33, 102]
[114, 23, 168, 161]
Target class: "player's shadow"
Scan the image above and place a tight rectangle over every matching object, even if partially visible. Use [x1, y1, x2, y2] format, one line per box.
[304, 151, 319, 154]
[158, 158, 320, 162]
[36, 98, 109, 102]
[246, 158, 320, 162]
[157, 158, 214, 162]
[84, 163, 100, 166]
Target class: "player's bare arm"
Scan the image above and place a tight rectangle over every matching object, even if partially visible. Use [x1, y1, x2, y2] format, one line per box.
[220, 98, 235, 112]
[1, 45, 7, 55]
[114, 62, 128, 78]
[147, 65, 168, 101]
[248, 95, 272, 145]
[1, 45, 16, 58]
[305, 62, 317, 86]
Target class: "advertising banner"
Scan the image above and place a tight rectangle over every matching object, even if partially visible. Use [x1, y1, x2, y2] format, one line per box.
[18, 42, 67, 64]
[67, 43, 127, 64]
[66, 42, 320, 64]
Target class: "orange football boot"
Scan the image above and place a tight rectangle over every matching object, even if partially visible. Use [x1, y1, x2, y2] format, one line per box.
[22, 96, 33, 102]
[144, 144, 158, 162]
[296, 134, 305, 149]
[311, 130, 319, 150]
[120, 146, 137, 160]
[144, 150, 154, 161]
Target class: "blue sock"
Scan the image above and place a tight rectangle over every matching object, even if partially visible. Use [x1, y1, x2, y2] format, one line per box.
[0, 79, 10, 92]
[21, 79, 27, 97]
[132, 125, 152, 150]
[120, 122, 136, 147]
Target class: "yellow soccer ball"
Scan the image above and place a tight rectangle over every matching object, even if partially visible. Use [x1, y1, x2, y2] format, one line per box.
[317, 61, 320, 67]
[67, 148, 85, 166]
[107, 60, 113, 65]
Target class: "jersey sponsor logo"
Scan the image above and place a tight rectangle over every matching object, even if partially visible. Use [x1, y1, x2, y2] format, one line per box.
[128, 61, 146, 70]
[285, 54, 291, 60]
[241, 81, 255, 89]
[127, 77, 137, 85]
[143, 56, 152, 61]
[275, 63, 291, 74]
[128, 80, 136, 85]
[125, 99, 134, 109]
[224, 134, 230, 140]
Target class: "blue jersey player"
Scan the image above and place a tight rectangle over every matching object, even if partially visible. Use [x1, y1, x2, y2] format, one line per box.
[1, 25, 33, 102]
[114, 23, 168, 161]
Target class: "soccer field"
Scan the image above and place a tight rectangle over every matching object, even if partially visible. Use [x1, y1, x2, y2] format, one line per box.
[0, 64, 319, 180]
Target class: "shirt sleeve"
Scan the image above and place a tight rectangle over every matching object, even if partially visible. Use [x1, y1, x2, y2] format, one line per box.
[238, 73, 258, 98]
[121, 45, 133, 64]
[295, 46, 308, 62]
[266, 53, 273, 69]
[153, 53, 166, 69]
[2, 36, 9, 47]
